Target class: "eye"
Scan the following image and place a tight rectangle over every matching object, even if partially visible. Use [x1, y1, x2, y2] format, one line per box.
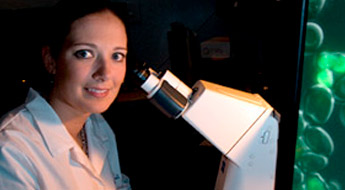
[112, 52, 126, 62]
[74, 49, 94, 59]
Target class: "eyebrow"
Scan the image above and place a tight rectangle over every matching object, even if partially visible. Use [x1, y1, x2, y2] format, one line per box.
[72, 42, 128, 51]
[113, 47, 128, 51]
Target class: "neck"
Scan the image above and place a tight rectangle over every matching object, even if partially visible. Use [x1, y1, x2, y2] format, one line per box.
[63, 114, 89, 139]
[48, 98, 90, 141]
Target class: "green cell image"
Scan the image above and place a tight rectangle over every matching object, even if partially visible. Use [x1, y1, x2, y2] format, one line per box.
[305, 173, 328, 190]
[302, 85, 334, 124]
[333, 75, 345, 101]
[297, 151, 328, 173]
[293, 0, 345, 189]
[303, 126, 334, 157]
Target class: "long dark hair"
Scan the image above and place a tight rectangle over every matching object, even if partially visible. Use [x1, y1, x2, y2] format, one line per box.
[43, 0, 127, 59]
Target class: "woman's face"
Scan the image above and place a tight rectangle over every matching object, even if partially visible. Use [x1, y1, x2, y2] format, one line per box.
[49, 10, 127, 115]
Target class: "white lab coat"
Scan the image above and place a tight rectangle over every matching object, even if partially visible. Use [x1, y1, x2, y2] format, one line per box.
[0, 89, 131, 190]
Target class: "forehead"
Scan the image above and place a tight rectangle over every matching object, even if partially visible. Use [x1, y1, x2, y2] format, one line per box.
[66, 10, 127, 44]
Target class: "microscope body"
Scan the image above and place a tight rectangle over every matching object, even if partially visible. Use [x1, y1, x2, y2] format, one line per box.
[135, 68, 279, 190]
[184, 80, 279, 190]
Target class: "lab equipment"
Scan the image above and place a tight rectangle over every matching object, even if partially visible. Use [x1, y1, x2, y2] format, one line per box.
[134, 67, 280, 190]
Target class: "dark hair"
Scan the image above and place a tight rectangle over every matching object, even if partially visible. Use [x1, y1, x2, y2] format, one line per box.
[44, 0, 127, 59]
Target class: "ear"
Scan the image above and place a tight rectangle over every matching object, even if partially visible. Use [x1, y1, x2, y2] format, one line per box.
[42, 46, 57, 75]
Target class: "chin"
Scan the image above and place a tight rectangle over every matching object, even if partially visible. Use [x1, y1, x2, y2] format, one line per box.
[93, 105, 111, 114]
[87, 96, 116, 114]
[84, 102, 111, 114]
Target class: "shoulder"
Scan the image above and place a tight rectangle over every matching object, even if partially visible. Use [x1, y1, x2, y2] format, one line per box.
[0, 105, 42, 158]
[0, 108, 37, 175]
[0, 105, 37, 137]
[0, 137, 39, 189]
[0, 105, 26, 130]
[0, 105, 37, 139]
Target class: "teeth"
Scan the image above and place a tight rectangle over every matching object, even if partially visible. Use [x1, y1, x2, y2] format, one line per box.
[87, 88, 107, 93]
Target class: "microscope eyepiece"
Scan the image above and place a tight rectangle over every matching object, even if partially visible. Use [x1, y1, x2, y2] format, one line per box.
[133, 67, 150, 85]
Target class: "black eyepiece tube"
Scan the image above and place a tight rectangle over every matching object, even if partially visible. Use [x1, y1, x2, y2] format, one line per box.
[133, 67, 150, 85]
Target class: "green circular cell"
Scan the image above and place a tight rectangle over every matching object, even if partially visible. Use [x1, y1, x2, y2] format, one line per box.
[293, 164, 305, 186]
[297, 151, 328, 173]
[295, 136, 311, 160]
[305, 22, 324, 51]
[333, 53, 345, 73]
[339, 104, 345, 127]
[305, 173, 328, 190]
[295, 183, 307, 190]
[308, 0, 326, 18]
[304, 126, 334, 157]
[297, 110, 307, 136]
[316, 69, 333, 87]
[328, 180, 342, 190]
[303, 85, 335, 124]
[333, 75, 345, 102]
[318, 52, 337, 70]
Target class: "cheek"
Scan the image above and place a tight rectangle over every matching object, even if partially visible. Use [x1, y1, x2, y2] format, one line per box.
[113, 65, 127, 84]
[56, 61, 89, 88]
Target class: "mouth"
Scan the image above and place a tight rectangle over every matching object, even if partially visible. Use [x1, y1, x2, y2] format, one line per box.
[85, 87, 110, 98]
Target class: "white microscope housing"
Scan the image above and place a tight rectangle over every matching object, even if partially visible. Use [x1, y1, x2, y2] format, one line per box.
[134, 67, 280, 190]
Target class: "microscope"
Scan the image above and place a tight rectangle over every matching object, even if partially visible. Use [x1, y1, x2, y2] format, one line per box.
[134, 67, 280, 190]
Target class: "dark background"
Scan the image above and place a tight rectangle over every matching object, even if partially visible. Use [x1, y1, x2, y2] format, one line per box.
[0, 0, 307, 189]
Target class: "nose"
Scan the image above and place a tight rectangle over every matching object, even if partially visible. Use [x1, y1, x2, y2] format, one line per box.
[92, 56, 112, 82]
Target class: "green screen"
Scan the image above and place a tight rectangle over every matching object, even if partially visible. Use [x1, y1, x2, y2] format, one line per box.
[293, 0, 345, 189]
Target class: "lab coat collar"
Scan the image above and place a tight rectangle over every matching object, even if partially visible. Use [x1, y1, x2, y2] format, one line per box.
[25, 88, 75, 157]
[24, 89, 111, 176]
[86, 114, 110, 175]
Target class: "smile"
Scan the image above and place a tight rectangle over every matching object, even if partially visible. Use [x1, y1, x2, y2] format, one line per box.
[85, 88, 110, 97]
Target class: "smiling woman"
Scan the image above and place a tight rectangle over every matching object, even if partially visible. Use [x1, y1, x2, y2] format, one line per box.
[43, 9, 128, 115]
[0, 0, 131, 189]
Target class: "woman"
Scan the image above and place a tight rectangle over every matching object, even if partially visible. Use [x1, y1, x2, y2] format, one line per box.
[0, 0, 131, 189]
